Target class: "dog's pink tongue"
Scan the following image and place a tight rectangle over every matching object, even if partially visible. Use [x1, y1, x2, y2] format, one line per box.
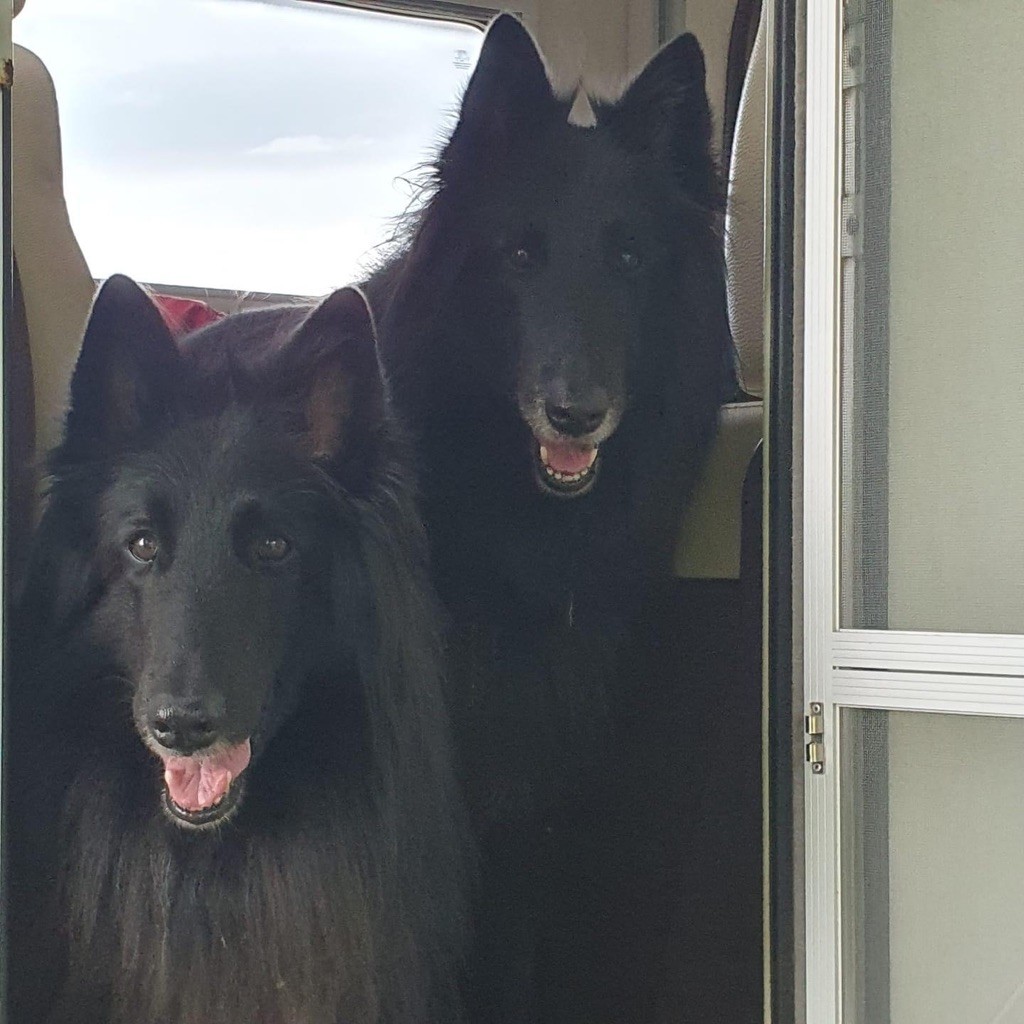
[541, 440, 595, 474]
[160, 740, 251, 812]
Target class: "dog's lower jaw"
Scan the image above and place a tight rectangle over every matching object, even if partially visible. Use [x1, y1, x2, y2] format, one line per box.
[532, 446, 600, 498]
[161, 776, 245, 831]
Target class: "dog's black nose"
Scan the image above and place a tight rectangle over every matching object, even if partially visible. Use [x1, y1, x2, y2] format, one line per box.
[149, 704, 218, 754]
[544, 399, 608, 438]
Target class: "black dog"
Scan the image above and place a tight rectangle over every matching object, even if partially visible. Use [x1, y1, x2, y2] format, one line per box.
[367, 14, 735, 1022]
[7, 277, 470, 1024]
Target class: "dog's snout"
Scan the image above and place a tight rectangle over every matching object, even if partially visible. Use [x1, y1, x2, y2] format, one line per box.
[149, 698, 221, 754]
[544, 393, 609, 438]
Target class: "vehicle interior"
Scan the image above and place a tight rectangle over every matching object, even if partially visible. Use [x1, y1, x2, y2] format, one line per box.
[13, 0, 772, 1020]
[8, 0, 1024, 1021]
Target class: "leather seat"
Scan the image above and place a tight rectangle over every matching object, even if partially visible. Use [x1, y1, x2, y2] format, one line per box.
[675, 4, 765, 579]
[12, 1, 96, 459]
[7, 0, 96, 570]
[9, 0, 98, 571]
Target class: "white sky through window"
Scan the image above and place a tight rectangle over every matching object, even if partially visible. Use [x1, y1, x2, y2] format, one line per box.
[15, 0, 482, 295]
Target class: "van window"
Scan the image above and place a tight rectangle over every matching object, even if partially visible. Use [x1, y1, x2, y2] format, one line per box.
[15, 0, 482, 295]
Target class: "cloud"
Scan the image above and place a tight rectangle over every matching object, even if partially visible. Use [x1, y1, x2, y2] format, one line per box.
[246, 134, 373, 157]
[112, 88, 159, 108]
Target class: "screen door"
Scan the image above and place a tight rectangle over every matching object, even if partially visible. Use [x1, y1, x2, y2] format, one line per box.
[802, 1, 1024, 1021]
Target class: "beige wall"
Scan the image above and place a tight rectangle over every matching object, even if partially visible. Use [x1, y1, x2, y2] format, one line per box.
[526, 0, 735, 104]
[530, 0, 630, 91]
[527, 0, 660, 94]
[428, 0, 737, 114]
[678, 0, 733, 130]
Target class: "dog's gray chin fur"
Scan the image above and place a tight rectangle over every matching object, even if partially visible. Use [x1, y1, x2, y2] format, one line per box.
[516, 394, 623, 450]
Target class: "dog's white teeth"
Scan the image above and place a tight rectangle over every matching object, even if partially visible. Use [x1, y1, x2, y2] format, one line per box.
[538, 449, 598, 489]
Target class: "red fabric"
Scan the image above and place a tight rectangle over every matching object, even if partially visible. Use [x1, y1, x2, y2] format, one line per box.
[152, 294, 225, 337]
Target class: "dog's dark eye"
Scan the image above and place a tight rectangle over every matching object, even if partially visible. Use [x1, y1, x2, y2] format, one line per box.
[127, 531, 159, 563]
[251, 536, 291, 563]
[617, 249, 643, 274]
[507, 246, 534, 271]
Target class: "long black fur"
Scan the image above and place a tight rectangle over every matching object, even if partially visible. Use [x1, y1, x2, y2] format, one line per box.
[7, 278, 470, 1024]
[365, 15, 735, 1022]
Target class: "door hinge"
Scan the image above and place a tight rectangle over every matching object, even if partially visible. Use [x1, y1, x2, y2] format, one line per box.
[805, 702, 826, 774]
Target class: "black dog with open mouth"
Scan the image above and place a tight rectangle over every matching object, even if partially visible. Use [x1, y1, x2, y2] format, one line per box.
[7, 277, 470, 1024]
[367, 14, 735, 1024]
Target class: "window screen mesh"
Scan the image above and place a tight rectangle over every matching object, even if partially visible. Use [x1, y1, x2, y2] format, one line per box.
[839, 0, 1024, 633]
[841, 709, 1024, 1024]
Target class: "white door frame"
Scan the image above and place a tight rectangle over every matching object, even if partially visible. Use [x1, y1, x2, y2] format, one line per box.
[800, 2, 1024, 1020]
[801, 0, 842, 1018]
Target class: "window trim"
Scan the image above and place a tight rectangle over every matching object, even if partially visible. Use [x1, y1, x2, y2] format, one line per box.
[306, 0, 509, 28]
[134, 281, 312, 316]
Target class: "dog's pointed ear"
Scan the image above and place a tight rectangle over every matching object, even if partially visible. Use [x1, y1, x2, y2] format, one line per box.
[279, 287, 384, 462]
[64, 274, 181, 451]
[442, 14, 556, 174]
[605, 34, 717, 196]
